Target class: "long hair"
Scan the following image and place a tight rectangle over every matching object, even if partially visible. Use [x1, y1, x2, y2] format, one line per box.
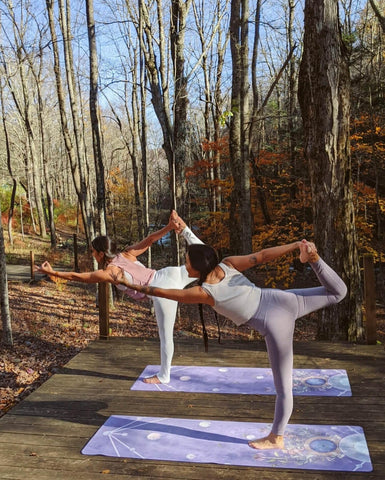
[187, 244, 220, 352]
[91, 236, 118, 268]
[187, 244, 219, 286]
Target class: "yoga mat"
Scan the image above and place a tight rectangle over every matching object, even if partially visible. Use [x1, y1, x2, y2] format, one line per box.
[82, 415, 372, 472]
[131, 366, 352, 396]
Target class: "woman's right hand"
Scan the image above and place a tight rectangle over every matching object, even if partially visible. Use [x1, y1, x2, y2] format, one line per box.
[171, 210, 186, 234]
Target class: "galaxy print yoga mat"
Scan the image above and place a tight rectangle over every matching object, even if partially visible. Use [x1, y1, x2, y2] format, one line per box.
[131, 366, 352, 396]
[82, 415, 372, 472]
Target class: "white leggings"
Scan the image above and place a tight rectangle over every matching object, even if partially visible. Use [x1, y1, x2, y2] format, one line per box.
[149, 227, 203, 383]
[246, 258, 347, 435]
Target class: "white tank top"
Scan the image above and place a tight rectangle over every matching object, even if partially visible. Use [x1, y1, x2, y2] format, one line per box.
[201, 262, 262, 326]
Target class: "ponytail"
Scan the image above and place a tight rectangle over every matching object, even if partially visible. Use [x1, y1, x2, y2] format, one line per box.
[187, 244, 221, 352]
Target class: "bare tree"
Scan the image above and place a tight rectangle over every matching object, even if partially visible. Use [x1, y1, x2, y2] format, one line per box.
[45, 0, 96, 245]
[85, 0, 107, 236]
[0, 196, 12, 346]
[5, 1, 47, 239]
[58, 0, 96, 242]
[229, 0, 252, 254]
[24, 9, 57, 247]
[0, 76, 17, 246]
[298, 0, 363, 341]
[192, 0, 230, 213]
[100, 11, 146, 240]
[369, 0, 385, 32]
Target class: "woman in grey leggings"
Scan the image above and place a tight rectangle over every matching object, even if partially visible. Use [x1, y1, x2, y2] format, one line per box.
[117, 239, 347, 450]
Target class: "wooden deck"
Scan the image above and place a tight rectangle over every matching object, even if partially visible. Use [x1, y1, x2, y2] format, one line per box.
[0, 337, 384, 479]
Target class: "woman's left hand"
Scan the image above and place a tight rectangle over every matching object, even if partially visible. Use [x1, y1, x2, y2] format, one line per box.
[35, 261, 54, 274]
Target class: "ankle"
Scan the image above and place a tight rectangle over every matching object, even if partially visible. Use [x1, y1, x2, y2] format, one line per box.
[308, 252, 320, 263]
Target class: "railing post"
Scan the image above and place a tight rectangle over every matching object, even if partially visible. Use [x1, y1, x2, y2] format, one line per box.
[363, 254, 376, 345]
[98, 282, 110, 340]
[30, 251, 34, 281]
[73, 234, 79, 272]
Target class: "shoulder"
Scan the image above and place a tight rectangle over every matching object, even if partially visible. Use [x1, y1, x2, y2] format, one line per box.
[221, 259, 238, 271]
[118, 251, 136, 262]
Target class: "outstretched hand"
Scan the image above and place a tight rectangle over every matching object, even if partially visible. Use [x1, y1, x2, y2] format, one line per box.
[34, 261, 54, 275]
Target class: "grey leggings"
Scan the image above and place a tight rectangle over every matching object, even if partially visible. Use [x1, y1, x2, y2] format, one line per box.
[246, 258, 347, 435]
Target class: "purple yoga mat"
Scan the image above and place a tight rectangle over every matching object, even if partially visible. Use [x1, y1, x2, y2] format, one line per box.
[131, 366, 352, 396]
[82, 415, 372, 472]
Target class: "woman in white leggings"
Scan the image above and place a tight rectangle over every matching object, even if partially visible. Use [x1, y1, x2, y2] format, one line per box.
[35, 211, 203, 385]
[143, 224, 203, 383]
[118, 239, 347, 450]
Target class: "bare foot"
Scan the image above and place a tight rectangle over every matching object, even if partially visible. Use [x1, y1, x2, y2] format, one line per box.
[143, 375, 161, 384]
[248, 433, 284, 450]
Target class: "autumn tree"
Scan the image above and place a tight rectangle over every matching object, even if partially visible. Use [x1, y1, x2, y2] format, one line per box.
[298, 0, 363, 341]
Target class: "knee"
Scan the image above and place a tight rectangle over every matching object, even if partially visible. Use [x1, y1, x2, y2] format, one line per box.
[334, 281, 348, 304]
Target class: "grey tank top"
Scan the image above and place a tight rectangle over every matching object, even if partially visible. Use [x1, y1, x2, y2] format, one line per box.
[201, 262, 262, 326]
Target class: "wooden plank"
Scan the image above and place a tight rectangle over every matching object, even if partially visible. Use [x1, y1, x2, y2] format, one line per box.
[0, 337, 383, 480]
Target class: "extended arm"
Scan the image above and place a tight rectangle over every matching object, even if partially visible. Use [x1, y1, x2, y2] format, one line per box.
[224, 241, 301, 272]
[117, 275, 214, 306]
[35, 261, 121, 284]
[123, 210, 178, 259]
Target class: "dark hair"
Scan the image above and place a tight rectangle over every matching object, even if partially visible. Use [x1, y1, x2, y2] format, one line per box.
[91, 236, 118, 268]
[188, 244, 220, 353]
[187, 244, 219, 285]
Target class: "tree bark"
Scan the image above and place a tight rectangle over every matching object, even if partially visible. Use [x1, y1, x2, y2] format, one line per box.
[59, 0, 95, 244]
[298, 0, 363, 341]
[0, 79, 16, 246]
[369, 0, 385, 33]
[85, 0, 107, 236]
[0, 197, 13, 346]
[229, 0, 252, 254]
[46, 0, 95, 245]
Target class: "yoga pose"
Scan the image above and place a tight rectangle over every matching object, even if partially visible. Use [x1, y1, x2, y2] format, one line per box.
[116, 239, 347, 450]
[35, 210, 203, 384]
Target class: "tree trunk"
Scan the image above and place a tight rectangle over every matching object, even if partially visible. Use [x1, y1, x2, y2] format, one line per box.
[0, 197, 13, 346]
[46, 0, 95, 245]
[369, 0, 385, 33]
[298, 0, 363, 341]
[26, 35, 57, 248]
[229, 0, 252, 254]
[85, 0, 107, 236]
[0, 80, 16, 246]
[170, 0, 191, 220]
[6, 1, 47, 238]
[59, 0, 95, 244]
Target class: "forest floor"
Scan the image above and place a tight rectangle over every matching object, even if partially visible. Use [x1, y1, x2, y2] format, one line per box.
[1, 230, 384, 418]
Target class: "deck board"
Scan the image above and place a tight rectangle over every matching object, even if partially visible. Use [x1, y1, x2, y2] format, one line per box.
[0, 337, 384, 479]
